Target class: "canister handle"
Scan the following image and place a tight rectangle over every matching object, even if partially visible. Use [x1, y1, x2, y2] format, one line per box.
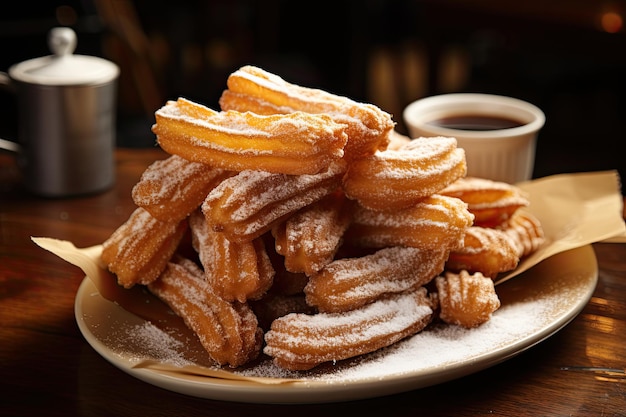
[0, 72, 19, 153]
[0, 138, 20, 153]
[0, 71, 15, 92]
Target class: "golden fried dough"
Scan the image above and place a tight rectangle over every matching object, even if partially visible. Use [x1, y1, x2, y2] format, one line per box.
[272, 190, 353, 276]
[304, 246, 447, 313]
[153, 97, 348, 175]
[440, 176, 529, 227]
[202, 159, 347, 243]
[499, 209, 545, 257]
[132, 154, 233, 222]
[189, 210, 274, 302]
[219, 65, 395, 161]
[343, 137, 467, 211]
[263, 287, 436, 370]
[446, 226, 520, 279]
[435, 270, 501, 328]
[147, 257, 263, 367]
[345, 194, 474, 251]
[101, 207, 187, 288]
[97, 65, 549, 371]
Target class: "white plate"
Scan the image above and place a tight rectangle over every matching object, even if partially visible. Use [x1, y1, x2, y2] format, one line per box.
[75, 244, 598, 404]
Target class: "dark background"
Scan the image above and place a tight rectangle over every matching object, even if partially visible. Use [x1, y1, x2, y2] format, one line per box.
[1, 0, 625, 186]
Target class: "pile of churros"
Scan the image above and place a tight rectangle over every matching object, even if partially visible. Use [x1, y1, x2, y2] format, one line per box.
[100, 65, 545, 371]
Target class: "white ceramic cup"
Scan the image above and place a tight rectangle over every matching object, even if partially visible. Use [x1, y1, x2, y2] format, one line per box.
[403, 93, 545, 184]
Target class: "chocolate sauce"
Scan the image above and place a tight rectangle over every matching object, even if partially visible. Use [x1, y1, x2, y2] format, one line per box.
[428, 115, 524, 131]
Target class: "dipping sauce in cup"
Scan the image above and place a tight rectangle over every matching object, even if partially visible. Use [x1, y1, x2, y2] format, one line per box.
[403, 93, 545, 184]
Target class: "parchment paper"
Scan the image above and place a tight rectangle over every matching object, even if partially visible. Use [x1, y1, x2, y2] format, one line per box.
[496, 170, 624, 284]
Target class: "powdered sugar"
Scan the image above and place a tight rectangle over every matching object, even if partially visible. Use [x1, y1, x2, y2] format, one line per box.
[460, 227, 518, 256]
[237, 285, 576, 382]
[113, 321, 195, 368]
[230, 66, 388, 136]
[304, 247, 446, 312]
[315, 301, 544, 381]
[85, 247, 594, 395]
[156, 99, 344, 147]
[262, 288, 434, 369]
[440, 176, 530, 210]
[107, 286, 577, 382]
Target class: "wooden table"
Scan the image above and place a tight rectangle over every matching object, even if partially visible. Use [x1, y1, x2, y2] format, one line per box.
[1, 148, 625, 416]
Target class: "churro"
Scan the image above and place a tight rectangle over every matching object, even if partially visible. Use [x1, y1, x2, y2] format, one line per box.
[101, 207, 187, 288]
[219, 65, 395, 161]
[445, 226, 520, 278]
[153, 97, 348, 175]
[95, 65, 549, 372]
[202, 159, 347, 243]
[263, 287, 436, 370]
[440, 176, 529, 227]
[343, 136, 466, 211]
[385, 130, 411, 150]
[304, 246, 447, 313]
[272, 190, 353, 275]
[345, 195, 474, 251]
[132, 154, 233, 222]
[147, 256, 263, 367]
[189, 210, 274, 302]
[499, 209, 545, 258]
[435, 270, 501, 328]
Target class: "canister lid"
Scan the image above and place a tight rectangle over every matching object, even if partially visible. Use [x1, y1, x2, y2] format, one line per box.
[8, 27, 119, 86]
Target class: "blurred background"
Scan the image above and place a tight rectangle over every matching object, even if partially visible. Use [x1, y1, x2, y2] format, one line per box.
[1, 0, 625, 185]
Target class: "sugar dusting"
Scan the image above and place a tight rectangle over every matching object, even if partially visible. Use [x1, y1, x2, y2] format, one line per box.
[266, 282, 577, 381]
[113, 321, 195, 368]
[230, 66, 391, 136]
[106, 248, 586, 387]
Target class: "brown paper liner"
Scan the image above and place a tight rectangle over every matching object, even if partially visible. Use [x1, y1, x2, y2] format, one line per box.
[32, 237, 304, 384]
[496, 170, 625, 284]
